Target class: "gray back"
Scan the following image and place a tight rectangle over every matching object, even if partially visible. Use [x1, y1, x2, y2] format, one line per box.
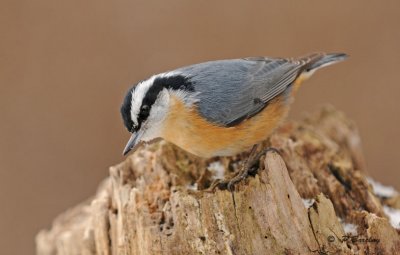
[176, 57, 303, 126]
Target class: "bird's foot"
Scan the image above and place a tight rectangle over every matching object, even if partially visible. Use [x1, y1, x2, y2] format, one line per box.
[205, 146, 280, 192]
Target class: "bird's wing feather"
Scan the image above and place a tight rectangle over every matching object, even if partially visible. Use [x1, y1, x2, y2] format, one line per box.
[175, 57, 304, 126]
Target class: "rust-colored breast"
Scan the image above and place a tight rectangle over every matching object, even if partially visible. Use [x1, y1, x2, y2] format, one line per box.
[161, 94, 290, 158]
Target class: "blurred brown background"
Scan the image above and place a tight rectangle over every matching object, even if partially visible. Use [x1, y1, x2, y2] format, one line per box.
[1, 0, 399, 254]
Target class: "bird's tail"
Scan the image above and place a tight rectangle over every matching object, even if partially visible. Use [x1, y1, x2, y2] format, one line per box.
[301, 52, 348, 72]
[289, 52, 348, 93]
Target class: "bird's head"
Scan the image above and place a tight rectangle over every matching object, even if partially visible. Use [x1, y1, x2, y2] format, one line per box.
[120, 72, 194, 155]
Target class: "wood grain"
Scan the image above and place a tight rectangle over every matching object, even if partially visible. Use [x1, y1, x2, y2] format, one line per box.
[36, 107, 400, 255]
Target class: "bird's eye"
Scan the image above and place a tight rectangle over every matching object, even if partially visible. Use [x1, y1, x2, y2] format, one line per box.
[141, 105, 150, 115]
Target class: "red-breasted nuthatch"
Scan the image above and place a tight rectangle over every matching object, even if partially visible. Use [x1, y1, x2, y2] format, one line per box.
[120, 53, 348, 188]
[121, 53, 347, 160]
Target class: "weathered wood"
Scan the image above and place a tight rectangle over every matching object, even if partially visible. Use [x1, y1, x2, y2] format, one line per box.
[36, 107, 400, 255]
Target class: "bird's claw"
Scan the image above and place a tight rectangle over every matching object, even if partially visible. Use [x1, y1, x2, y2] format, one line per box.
[205, 147, 280, 192]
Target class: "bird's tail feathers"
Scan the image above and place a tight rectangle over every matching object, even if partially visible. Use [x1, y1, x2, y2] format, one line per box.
[302, 52, 348, 72]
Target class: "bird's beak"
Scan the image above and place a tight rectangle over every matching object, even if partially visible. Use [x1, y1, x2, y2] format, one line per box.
[122, 131, 143, 156]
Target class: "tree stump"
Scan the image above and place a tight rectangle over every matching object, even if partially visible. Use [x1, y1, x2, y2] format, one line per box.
[36, 107, 400, 255]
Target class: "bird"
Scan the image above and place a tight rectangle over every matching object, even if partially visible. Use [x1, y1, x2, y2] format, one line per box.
[120, 52, 348, 189]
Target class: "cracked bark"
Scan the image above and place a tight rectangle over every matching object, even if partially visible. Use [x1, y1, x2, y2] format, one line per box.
[36, 107, 400, 255]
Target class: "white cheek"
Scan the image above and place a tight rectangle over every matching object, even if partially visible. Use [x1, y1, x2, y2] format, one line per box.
[141, 91, 170, 142]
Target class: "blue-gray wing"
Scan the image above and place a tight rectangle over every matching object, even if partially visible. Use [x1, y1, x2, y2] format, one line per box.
[175, 57, 304, 126]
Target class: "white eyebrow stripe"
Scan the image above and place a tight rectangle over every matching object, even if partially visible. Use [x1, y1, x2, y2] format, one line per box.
[130, 76, 155, 125]
[130, 71, 180, 126]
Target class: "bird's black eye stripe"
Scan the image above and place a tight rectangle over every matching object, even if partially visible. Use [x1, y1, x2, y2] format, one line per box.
[120, 74, 194, 133]
[143, 74, 194, 107]
[141, 104, 150, 114]
[136, 74, 194, 127]
[121, 74, 194, 133]
[138, 104, 150, 125]
[130, 124, 138, 133]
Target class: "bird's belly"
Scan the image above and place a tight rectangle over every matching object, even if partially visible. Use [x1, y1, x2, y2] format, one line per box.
[162, 95, 289, 158]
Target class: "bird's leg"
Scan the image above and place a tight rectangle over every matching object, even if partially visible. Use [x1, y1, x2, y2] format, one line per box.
[206, 145, 279, 192]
